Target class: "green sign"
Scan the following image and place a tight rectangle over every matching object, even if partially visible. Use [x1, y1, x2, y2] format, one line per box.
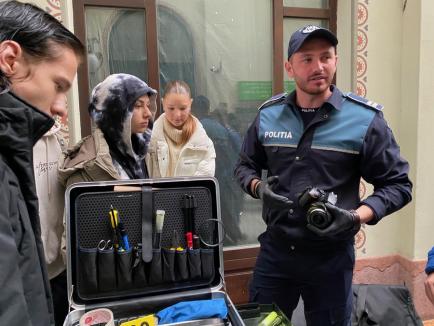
[238, 80, 296, 101]
[238, 81, 272, 101]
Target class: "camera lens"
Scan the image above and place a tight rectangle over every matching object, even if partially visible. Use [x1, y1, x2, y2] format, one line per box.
[306, 202, 333, 229]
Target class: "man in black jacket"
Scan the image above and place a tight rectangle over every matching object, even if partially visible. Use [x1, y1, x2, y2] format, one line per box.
[0, 2, 84, 325]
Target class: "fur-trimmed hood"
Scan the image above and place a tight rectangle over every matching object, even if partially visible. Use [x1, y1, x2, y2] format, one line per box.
[89, 73, 157, 179]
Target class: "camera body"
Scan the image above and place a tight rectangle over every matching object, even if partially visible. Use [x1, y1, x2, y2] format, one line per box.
[298, 187, 337, 229]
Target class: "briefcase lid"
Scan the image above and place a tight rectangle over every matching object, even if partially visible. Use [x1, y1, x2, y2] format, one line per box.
[65, 177, 225, 310]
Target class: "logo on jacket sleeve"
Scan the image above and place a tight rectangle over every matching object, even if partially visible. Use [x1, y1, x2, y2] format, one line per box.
[264, 131, 293, 139]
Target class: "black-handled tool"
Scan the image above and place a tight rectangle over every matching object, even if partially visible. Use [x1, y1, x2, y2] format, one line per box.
[182, 194, 197, 249]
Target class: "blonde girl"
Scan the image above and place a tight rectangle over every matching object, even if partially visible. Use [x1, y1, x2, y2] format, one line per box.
[147, 80, 215, 177]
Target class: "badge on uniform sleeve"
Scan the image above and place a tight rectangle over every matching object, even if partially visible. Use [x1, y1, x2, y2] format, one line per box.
[258, 92, 287, 110]
[345, 92, 383, 111]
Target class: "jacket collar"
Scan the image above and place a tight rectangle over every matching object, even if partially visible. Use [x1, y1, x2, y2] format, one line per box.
[152, 113, 210, 149]
[0, 92, 54, 240]
[285, 85, 344, 111]
[0, 92, 54, 148]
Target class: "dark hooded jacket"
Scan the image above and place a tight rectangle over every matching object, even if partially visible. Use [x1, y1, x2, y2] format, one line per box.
[59, 74, 157, 187]
[0, 92, 55, 325]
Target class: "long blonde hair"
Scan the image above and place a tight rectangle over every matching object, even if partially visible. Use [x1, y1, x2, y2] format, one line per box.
[162, 80, 196, 145]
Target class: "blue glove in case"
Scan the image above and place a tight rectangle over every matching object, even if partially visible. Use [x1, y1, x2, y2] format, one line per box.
[63, 177, 244, 326]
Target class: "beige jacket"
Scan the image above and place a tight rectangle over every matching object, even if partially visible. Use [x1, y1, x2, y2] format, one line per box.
[58, 128, 123, 188]
[146, 114, 216, 178]
[58, 128, 126, 260]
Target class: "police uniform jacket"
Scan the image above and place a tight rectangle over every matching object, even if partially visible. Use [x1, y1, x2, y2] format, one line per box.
[234, 86, 412, 248]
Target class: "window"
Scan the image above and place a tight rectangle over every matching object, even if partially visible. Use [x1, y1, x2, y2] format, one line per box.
[283, 18, 328, 92]
[157, 6, 196, 96]
[73, 0, 158, 136]
[85, 7, 148, 93]
[272, 0, 337, 94]
[283, 0, 329, 8]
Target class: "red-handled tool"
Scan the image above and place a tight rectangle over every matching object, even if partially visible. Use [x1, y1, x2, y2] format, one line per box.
[182, 194, 197, 249]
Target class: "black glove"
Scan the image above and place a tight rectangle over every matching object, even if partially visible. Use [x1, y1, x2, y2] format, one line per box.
[307, 203, 361, 238]
[256, 176, 293, 209]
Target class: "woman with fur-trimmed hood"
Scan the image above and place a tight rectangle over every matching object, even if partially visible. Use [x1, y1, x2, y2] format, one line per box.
[59, 73, 157, 187]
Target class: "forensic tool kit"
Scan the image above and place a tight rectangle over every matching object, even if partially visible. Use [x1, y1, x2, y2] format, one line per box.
[63, 177, 244, 326]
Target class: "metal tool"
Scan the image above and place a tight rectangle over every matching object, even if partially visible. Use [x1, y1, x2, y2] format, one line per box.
[97, 239, 113, 251]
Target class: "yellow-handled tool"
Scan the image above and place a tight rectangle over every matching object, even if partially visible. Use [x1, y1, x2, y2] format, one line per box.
[109, 205, 119, 229]
[119, 314, 157, 326]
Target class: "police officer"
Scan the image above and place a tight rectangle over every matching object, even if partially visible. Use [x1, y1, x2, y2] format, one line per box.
[234, 25, 412, 325]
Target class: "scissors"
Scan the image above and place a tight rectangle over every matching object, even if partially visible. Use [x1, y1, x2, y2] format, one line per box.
[98, 239, 113, 251]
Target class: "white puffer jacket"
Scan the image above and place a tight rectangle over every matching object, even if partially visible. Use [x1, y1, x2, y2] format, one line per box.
[147, 113, 216, 177]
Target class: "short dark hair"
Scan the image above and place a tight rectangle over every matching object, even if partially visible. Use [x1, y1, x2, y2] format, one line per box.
[192, 95, 210, 117]
[0, 0, 85, 90]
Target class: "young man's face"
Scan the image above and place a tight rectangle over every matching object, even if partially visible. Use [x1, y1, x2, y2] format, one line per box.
[285, 38, 337, 96]
[10, 45, 79, 117]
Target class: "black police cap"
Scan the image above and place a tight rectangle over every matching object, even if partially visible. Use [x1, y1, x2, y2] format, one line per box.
[287, 25, 338, 59]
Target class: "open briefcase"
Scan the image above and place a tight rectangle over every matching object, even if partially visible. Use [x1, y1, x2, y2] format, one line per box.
[63, 177, 245, 325]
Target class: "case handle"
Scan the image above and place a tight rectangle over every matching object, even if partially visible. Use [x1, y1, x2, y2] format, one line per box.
[141, 185, 153, 262]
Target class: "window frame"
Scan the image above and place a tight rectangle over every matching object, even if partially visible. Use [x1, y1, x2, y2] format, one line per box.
[272, 0, 337, 94]
[73, 0, 159, 136]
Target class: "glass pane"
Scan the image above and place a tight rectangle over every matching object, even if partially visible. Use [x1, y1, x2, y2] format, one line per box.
[283, 0, 328, 9]
[158, 7, 195, 96]
[85, 7, 148, 93]
[283, 18, 328, 92]
[156, 0, 272, 247]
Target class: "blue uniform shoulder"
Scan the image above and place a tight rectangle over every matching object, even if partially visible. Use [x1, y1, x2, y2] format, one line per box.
[344, 92, 383, 111]
[258, 92, 287, 111]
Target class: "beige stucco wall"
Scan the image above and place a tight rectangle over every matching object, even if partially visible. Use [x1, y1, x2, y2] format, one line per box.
[414, 0, 434, 260]
[355, 0, 408, 258]
[336, 0, 355, 93]
[358, 0, 434, 261]
[397, 0, 420, 260]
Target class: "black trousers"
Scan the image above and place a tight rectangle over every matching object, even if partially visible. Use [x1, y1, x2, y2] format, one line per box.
[250, 233, 354, 326]
[50, 271, 69, 326]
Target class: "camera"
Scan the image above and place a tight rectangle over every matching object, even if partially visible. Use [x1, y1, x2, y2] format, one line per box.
[298, 187, 337, 229]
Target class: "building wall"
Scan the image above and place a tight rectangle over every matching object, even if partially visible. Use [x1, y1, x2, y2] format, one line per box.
[354, 0, 408, 258]
[415, 0, 434, 261]
[352, 0, 434, 320]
